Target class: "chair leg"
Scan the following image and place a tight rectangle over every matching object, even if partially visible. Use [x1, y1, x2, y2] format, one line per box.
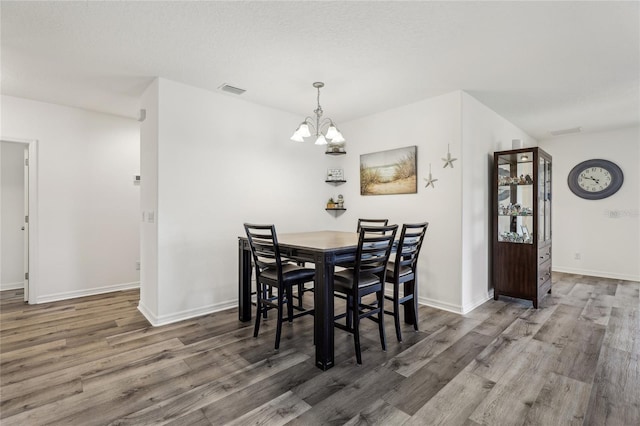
[377, 290, 387, 351]
[411, 281, 419, 331]
[297, 283, 304, 308]
[254, 284, 263, 338]
[346, 295, 353, 329]
[286, 286, 294, 323]
[262, 285, 268, 319]
[393, 284, 402, 342]
[352, 295, 362, 364]
[275, 288, 285, 350]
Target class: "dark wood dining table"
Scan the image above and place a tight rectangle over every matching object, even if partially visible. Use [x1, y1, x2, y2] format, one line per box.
[238, 231, 358, 370]
[238, 230, 414, 371]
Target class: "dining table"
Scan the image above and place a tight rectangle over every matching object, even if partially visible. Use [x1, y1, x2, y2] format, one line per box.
[238, 230, 414, 371]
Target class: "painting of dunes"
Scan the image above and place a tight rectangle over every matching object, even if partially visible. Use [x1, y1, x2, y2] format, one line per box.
[360, 146, 417, 195]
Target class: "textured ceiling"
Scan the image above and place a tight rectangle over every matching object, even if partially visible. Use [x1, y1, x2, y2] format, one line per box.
[1, 1, 638, 140]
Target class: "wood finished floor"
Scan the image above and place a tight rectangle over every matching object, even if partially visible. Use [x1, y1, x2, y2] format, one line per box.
[0, 272, 638, 425]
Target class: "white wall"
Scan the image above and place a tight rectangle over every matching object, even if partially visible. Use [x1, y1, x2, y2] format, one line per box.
[539, 126, 640, 281]
[139, 78, 332, 325]
[0, 95, 141, 302]
[460, 92, 536, 311]
[139, 80, 160, 318]
[339, 91, 464, 311]
[339, 91, 536, 313]
[1, 142, 26, 289]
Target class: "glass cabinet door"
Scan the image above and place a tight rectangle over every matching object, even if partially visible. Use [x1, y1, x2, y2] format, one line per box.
[538, 157, 552, 243]
[497, 151, 534, 244]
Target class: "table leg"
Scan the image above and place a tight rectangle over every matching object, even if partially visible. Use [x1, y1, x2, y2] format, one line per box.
[238, 239, 252, 322]
[314, 254, 335, 370]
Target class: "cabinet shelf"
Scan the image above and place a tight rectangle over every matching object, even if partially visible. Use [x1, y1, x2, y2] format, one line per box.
[497, 183, 533, 188]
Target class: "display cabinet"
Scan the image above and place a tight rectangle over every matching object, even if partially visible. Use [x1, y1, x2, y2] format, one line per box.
[492, 147, 552, 308]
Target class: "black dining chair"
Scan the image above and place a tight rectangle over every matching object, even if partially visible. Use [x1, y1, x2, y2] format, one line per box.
[384, 222, 429, 342]
[333, 224, 398, 364]
[243, 223, 315, 350]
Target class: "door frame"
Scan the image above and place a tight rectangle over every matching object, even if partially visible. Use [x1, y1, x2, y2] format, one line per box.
[1, 137, 38, 304]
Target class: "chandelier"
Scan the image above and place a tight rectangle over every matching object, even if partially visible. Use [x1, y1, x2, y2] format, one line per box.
[290, 82, 345, 145]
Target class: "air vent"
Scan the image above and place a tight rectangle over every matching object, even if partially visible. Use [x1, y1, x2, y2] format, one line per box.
[549, 126, 582, 136]
[218, 84, 246, 95]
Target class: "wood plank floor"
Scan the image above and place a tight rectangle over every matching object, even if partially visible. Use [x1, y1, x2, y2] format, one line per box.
[1, 272, 638, 425]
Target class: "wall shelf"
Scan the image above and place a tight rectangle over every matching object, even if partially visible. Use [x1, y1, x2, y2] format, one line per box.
[325, 180, 347, 184]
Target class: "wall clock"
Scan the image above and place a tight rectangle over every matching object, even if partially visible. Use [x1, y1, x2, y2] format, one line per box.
[567, 159, 623, 200]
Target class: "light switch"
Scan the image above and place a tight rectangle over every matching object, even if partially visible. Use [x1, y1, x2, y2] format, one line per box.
[148, 211, 155, 223]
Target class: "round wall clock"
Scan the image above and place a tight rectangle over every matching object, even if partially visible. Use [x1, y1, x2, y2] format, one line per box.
[567, 159, 624, 200]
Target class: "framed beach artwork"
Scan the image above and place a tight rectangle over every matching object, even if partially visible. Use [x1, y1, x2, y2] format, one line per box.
[360, 146, 417, 195]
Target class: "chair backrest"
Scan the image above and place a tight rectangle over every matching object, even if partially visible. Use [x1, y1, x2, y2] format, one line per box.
[357, 218, 389, 233]
[355, 224, 398, 281]
[391, 222, 429, 277]
[244, 223, 283, 281]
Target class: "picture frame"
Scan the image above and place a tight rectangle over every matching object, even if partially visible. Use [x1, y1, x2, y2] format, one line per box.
[327, 168, 344, 181]
[360, 146, 417, 195]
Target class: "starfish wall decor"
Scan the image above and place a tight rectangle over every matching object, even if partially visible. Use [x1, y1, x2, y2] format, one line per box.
[424, 163, 438, 188]
[442, 144, 458, 168]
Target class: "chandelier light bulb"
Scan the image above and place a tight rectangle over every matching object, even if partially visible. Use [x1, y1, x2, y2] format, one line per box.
[315, 134, 328, 145]
[331, 132, 345, 143]
[325, 125, 339, 140]
[298, 123, 311, 137]
[290, 131, 305, 142]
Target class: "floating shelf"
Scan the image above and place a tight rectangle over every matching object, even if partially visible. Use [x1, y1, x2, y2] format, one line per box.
[325, 151, 346, 156]
[325, 180, 347, 184]
[325, 208, 346, 211]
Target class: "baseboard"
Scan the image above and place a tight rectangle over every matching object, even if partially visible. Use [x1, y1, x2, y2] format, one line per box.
[1, 281, 24, 291]
[35, 281, 140, 304]
[138, 298, 238, 327]
[461, 290, 494, 314]
[553, 267, 639, 282]
[417, 295, 463, 314]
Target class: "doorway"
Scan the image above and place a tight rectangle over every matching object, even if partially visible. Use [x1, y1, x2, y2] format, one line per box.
[1, 138, 37, 303]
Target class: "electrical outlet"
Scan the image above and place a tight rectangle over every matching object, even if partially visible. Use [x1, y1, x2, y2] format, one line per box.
[574, 253, 581, 260]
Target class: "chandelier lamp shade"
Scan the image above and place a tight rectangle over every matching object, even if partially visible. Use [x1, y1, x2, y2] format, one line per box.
[291, 82, 345, 145]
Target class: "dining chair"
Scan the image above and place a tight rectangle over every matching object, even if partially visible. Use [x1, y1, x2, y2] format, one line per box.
[384, 222, 429, 342]
[244, 223, 315, 350]
[333, 224, 398, 364]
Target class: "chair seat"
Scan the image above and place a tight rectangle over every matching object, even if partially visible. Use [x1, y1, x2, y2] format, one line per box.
[334, 269, 381, 292]
[261, 264, 316, 283]
[386, 262, 413, 280]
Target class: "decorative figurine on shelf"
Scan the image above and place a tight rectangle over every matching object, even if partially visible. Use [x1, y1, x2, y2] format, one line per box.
[337, 194, 344, 208]
[327, 198, 336, 209]
[525, 174, 533, 184]
[519, 175, 526, 184]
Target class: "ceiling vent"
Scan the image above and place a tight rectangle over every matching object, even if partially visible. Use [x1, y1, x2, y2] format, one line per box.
[549, 126, 582, 136]
[218, 83, 246, 95]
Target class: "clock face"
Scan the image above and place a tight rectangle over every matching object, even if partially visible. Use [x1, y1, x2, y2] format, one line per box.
[568, 159, 623, 200]
[577, 167, 612, 192]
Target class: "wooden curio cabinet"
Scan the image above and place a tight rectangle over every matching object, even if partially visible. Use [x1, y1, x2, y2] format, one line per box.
[492, 147, 552, 308]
